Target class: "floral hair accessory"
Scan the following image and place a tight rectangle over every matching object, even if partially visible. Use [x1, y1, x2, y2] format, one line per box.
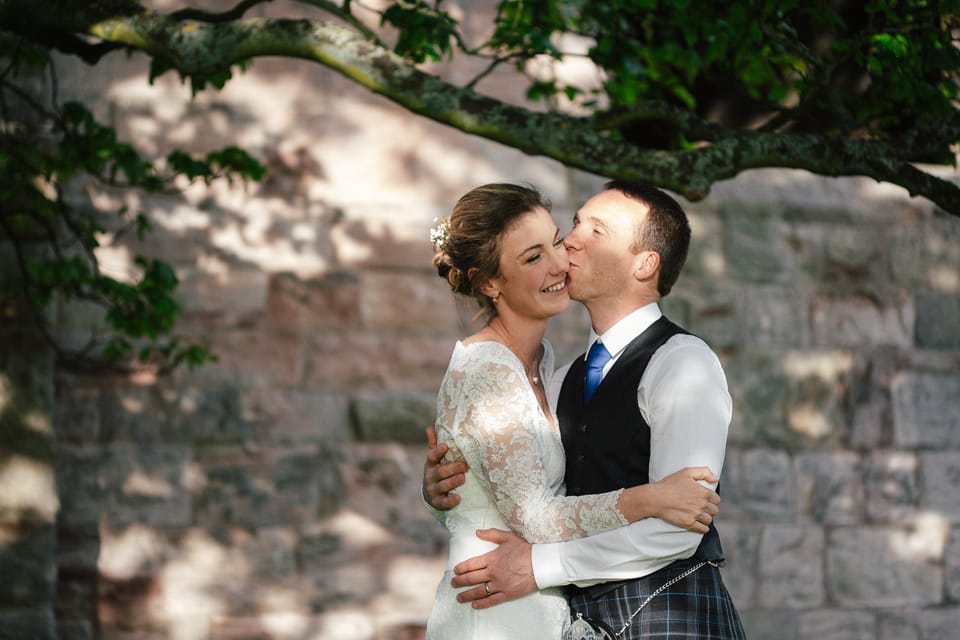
[430, 216, 450, 249]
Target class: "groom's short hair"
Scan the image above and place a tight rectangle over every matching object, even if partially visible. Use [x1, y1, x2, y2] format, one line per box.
[604, 179, 691, 297]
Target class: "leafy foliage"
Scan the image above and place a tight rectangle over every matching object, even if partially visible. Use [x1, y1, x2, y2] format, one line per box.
[0, 38, 265, 372]
[376, 0, 957, 154]
[149, 57, 252, 96]
[381, 1, 459, 61]
[1, 0, 956, 207]
[0, 0, 958, 375]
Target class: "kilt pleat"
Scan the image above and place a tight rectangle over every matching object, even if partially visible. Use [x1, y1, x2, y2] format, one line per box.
[566, 559, 746, 639]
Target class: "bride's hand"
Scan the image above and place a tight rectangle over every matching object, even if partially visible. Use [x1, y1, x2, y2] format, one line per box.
[650, 467, 720, 533]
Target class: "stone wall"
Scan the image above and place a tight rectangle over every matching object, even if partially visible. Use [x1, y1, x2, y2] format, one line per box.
[0, 244, 58, 640]
[1, 2, 959, 639]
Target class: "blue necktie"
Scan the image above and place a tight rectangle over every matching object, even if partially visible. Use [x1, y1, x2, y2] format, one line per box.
[584, 340, 611, 405]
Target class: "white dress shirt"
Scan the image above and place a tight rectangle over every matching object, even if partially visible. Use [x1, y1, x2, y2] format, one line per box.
[535, 302, 732, 588]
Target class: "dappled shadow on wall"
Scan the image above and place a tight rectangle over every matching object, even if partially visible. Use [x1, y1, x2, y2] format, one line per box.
[53, 380, 449, 639]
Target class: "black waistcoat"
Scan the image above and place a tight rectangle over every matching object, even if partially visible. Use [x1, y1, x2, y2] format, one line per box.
[557, 316, 724, 563]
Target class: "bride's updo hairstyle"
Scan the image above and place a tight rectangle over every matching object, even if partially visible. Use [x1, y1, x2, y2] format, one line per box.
[431, 183, 551, 319]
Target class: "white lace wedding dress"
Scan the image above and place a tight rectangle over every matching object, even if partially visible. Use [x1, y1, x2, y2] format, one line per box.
[425, 341, 628, 640]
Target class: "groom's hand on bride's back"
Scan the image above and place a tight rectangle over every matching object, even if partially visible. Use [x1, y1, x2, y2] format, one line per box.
[451, 528, 537, 608]
[422, 425, 468, 510]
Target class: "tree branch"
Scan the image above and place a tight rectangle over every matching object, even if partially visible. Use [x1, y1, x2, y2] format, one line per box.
[2, 1, 957, 216]
[170, 0, 274, 23]
[591, 101, 729, 142]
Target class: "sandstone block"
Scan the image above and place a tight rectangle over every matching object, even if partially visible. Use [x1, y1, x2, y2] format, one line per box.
[194, 446, 345, 526]
[848, 385, 890, 450]
[52, 297, 109, 352]
[727, 348, 851, 449]
[208, 617, 274, 639]
[823, 226, 888, 285]
[55, 447, 104, 529]
[0, 609, 56, 640]
[864, 451, 919, 522]
[724, 351, 790, 448]
[297, 529, 342, 570]
[738, 285, 810, 347]
[0, 522, 56, 607]
[722, 448, 793, 522]
[795, 451, 863, 524]
[192, 450, 275, 528]
[97, 573, 162, 631]
[227, 527, 298, 582]
[55, 388, 101, 444]
[782, 221, 834, 281]
[782, 350, 852, 445]
[350, 390, 437, 444]
[57, 565, 99, 634]
[890, 217, 960, 292]
[877, 609, 921, 640]
[714, 521, 760, 608]
[100, 445, 193, 529]
[915, 293, 960, 348]
[305, 331, 452, 390]
[243, 387, 351, 445]
[0, 451, 59, 526]
[917, 607, 960, 639]
[947, 526, 960, 602]
[758, 524, 825, 608]
[266, 271, 360, 333]
[725, 209, 792, 283]
[100, 385, 249, 445]
[681, 209, 727, 280]
[175, 262, 269, 319]
[342, 443, 450, 554]
[331, 211, 437, 271]
[738, 608, 800, 640]
[199, 330, 306, 387]
[919, 452, 960, 520]
[97, 387, 152, 443]
[812, 292, 913, 347]
[892, 372, 960, 448]
[358, 271, 461, 334]
[153, 385, 250, 445]
[661, 281, 740, 348]
[57, 524, 101, 572]
[798, 609, 876, 640]
[827, 527, 944, 607]
[0, 329, 55, 421]
[56, 620, 95, 640]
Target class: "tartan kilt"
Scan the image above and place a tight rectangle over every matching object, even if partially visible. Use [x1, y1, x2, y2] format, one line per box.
[565, 559, 746, 639]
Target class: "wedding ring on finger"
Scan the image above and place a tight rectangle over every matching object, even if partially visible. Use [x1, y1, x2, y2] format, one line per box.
[483, 582, 491, 597]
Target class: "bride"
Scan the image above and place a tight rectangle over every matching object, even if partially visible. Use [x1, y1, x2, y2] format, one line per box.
[424, 184, 718, 639]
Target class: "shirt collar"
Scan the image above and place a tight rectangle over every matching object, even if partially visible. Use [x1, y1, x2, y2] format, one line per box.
[585, 302, 662, 360]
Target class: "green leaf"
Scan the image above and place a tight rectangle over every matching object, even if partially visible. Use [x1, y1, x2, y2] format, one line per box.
[382, 2, 458, 62]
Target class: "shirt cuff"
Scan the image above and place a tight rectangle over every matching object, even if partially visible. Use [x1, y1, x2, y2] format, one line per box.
[531, 541, 566, 589]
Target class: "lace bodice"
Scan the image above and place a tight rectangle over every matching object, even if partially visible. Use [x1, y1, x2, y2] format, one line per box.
[435, 340, 628, 545]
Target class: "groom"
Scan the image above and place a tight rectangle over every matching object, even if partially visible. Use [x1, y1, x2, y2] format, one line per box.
[423, 180, 745, 638]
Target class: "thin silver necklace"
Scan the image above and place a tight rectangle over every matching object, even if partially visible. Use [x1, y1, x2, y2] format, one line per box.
[490, 327, 543, 385]
[495, 334, 541, 385]
[505, 343, 540, 385]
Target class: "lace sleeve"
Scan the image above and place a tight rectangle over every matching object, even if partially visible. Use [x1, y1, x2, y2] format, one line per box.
[443, 345, 628, 544]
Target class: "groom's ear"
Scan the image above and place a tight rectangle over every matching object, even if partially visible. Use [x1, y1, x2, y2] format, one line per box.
[634, 250, 660, 282]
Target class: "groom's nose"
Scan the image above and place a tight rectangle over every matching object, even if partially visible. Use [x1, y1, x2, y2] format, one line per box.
[550, 244, 570, 272]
